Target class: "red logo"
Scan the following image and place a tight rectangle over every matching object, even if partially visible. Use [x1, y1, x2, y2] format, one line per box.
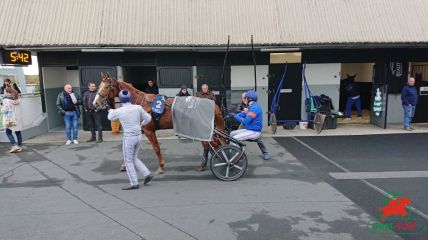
[377, 196, 410, 222]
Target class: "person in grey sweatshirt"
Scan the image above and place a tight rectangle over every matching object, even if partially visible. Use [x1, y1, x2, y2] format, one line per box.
[107, 89, 153, 190]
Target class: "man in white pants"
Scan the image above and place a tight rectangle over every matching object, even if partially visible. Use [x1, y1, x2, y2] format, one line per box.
[107, 89, 153, 190]
[232, 90, 269, 160]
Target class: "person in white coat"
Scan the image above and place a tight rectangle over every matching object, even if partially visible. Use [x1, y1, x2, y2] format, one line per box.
[107, 89, 153, 190]
[2, 85, 23, 153]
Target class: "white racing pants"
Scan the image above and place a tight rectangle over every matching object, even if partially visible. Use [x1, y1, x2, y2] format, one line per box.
[122, 134, 150, 186]
[230, 129, 261, 141]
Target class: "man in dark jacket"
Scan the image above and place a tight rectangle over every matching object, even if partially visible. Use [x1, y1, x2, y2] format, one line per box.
[56, 84, 82, 145]
[142, 79, 159, 94]
[401, 77, 418, 131]
[83, 82, 103, 143]
[342, 74, 362, 120]
[196, 84, 215, 101]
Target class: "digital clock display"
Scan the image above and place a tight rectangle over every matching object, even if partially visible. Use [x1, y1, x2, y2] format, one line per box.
[1, 50, 32, 65]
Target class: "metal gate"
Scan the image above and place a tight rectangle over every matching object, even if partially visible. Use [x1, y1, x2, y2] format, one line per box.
[79, 67, 117, 131]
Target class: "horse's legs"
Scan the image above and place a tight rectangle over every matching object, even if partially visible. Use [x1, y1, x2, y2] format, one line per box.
[199, 142, 210, 171]
[144, 130, 165, 174]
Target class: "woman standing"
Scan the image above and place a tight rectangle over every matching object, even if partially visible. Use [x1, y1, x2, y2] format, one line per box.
[2, 85, 23, 153]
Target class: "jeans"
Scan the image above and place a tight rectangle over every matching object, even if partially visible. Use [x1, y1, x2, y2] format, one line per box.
[346, 96, 362, 118]
[5, 128, 22, 146]
[86, 111, 103, 139]
[403, 105, 416, 129]
[64, 111, 79, 140]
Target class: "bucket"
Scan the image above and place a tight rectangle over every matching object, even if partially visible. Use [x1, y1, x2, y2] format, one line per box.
[299, 121, 308, 130]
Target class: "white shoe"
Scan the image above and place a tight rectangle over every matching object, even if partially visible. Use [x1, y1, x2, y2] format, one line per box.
[9, 145, 19, 153]
[73, 140, 79, 144]
[345, 118, 351, 121]
[66, 140, 72, 145]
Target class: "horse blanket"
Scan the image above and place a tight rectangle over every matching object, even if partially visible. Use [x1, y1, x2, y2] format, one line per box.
[172, 96, 215, 141]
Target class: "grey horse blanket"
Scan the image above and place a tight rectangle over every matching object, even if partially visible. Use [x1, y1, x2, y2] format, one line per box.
[172, 96, 215, 141]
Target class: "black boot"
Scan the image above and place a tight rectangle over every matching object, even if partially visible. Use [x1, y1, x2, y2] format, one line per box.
[257, 139, 269, 160]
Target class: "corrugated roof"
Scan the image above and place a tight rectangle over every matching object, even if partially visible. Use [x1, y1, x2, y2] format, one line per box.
[0, 0, 427, 48]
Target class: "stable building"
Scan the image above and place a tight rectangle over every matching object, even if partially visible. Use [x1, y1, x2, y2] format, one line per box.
[1, 0, 428, 137]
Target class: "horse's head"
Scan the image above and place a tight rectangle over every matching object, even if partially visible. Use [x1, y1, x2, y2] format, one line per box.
[346, 74, 357, 82]
[93, 72, 120, 109]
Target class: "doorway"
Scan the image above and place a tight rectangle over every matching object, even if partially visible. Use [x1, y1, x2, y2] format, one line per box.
[122, 66, 157, 91]
[268, 63, 302, 122]
[411, 62, 428, 123]
[339, 63, 374, 124]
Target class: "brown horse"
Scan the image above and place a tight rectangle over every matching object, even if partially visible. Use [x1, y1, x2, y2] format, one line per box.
[93, 72, 225, 174]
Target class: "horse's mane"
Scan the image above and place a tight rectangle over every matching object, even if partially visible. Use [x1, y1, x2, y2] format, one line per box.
[116, 80, 150, 107]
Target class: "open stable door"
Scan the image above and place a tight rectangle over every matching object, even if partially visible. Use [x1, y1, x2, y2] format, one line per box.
[370, 84, 388, 129]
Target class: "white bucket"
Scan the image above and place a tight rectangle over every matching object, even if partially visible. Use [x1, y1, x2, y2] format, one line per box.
[299, 121, 308, 130]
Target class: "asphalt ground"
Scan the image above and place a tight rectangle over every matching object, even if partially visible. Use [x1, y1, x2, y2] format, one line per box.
[0, 136, 404, 240]
[275, 133, 428, 240]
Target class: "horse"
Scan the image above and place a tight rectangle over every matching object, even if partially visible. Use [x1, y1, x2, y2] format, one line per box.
[93, 72, 226, 174]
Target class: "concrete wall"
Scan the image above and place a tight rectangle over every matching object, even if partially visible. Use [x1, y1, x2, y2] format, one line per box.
[301, 63, 341, 119]
[231, 65, 269, 126]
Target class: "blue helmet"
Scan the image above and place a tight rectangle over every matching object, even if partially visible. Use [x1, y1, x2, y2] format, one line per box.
[245, 90, 258, 102]
[119, 89, 131, 103]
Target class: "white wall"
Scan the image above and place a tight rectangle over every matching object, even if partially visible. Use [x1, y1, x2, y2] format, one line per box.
[231, 65, 269, 126]
[302, 64, 341, 119]
[65, 70, 79, 88]
[20, 95, 45, 128]
[43, 67, 66, 88]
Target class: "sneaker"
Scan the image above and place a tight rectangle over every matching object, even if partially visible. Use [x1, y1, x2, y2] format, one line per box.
[404, 127, 413, 131]
[144, 174, 154, 185]
[122, 185, 139, 190]
[15, 146, 23, 152]
[345, 118, 351, 121]
[263, 153, 270, 161]
[73, 140, 79, 144]
[410, 126, 416, 130]
[9, 145, 19, 153]
[65, 140, 72, 145]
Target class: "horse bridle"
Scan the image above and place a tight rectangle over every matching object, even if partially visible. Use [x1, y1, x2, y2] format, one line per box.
[96, 77, 120, 110]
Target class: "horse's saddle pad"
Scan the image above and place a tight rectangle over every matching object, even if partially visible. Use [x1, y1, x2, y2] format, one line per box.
[151, 95, 166, 115]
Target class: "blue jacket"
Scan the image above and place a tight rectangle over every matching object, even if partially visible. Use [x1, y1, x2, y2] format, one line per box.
[401, 85, 418, 106]
[234, 102, 263, 132]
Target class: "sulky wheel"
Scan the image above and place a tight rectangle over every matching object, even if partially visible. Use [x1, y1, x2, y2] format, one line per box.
[210, 145, 247, 181]
[314, 113, 326, 134]
[270, 113, 277, 134]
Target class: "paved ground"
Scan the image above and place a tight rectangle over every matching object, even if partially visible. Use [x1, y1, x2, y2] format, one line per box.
[276, 133, 428, 240]
[0, 135, 407, 240]
[21, 123, 428, 144]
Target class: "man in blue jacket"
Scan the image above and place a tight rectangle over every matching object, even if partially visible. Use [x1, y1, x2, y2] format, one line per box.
[401, 77, 418, 131]
[232, 90, 269, 160]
